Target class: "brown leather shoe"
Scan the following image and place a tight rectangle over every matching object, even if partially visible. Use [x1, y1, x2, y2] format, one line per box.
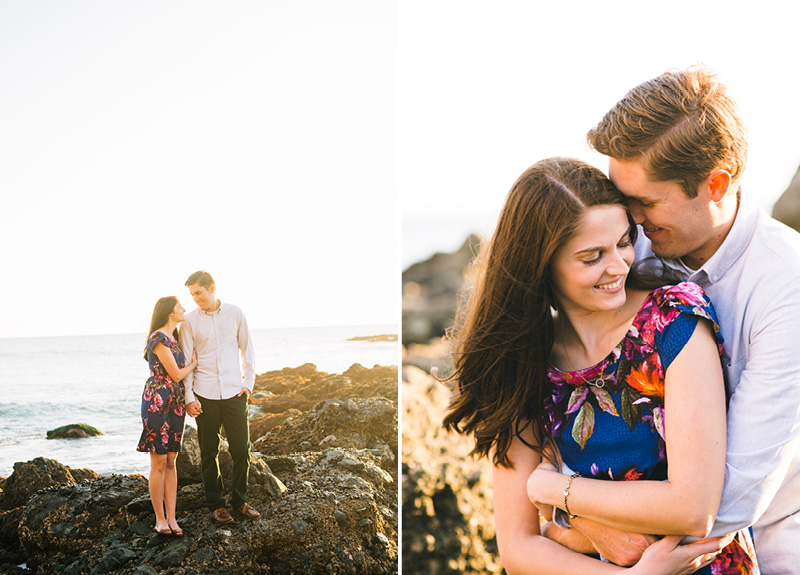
[236, 503, 261, 519]
[212, 508, 234, 524]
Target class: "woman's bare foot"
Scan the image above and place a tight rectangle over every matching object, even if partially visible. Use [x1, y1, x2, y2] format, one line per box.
[154, 520, 172, 535]
[167, 519, 183, 536]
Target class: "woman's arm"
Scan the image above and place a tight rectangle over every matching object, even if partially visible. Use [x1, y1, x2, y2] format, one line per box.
[154, 342, 197, 384]
[528, 320, 727, 538]
[494, 421, 726, 574]
[493, 424, 627, 574]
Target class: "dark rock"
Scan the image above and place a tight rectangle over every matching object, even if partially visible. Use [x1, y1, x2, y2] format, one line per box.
[176, 424, 286, 499]
[46, 423, 104, 439]
[91, 546, 137, 574]
[2, 457, 100, 510]
[402, 363, 501, 574]
[8, 362, 397, 575]
[0, 506, 23, 551]
[255, 396, 397, 460]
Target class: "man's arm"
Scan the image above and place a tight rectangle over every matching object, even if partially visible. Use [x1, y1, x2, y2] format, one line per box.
[237, 309, 255, 393]
[707, 281, 800, 536]
[178, 320, 198, 405]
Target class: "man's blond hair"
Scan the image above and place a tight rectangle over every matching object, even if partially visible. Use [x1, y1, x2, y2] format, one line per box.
[587, 66, 748, 198]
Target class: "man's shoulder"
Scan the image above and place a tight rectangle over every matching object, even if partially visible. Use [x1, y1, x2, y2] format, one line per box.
[748, 209, 800, 274]
[185, 308, 201, 320]
[222, 302, 245, 314]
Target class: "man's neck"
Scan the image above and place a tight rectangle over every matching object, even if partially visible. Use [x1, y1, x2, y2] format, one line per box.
[681, 191, 740, 270]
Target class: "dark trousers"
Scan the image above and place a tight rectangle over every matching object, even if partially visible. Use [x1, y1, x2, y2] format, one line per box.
[195, 393, 250, 510]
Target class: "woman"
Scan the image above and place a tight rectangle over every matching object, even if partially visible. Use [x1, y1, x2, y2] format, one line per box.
[443, 158, 758, 574]
[137, 296, 197, 536]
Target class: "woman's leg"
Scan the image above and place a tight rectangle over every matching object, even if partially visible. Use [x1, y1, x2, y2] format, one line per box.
[149, 453, 169, 531]
[165, 452, 181, 532]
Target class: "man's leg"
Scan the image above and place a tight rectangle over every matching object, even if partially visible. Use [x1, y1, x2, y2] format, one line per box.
[195, 395, 226, 510]
[222, 393, 251, 509]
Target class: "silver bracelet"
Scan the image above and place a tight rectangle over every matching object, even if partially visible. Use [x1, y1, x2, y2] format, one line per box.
[563, 472, 580, 519]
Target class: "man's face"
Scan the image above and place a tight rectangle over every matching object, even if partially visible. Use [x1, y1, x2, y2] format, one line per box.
[608, 158, 715, 269]
[187, 283, 216, 312]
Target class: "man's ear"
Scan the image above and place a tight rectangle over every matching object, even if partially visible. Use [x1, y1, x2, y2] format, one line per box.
[209, 284, 216, 294]
[707, 169, 732, 202]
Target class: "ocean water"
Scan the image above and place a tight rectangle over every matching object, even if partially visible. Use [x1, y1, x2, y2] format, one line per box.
[0, 324, 398, 478]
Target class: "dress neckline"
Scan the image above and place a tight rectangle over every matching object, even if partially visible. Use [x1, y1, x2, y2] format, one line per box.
[152, 330, 176, 344]
[549, 289, 655, 377]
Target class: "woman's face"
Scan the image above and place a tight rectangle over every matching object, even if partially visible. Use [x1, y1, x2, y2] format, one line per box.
[549, 204, 635, 314]
[170, 300, 187, 323]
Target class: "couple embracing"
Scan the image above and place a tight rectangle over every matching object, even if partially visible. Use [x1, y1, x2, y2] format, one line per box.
[136, 270, 261, 536]
[446, 67, 800, 574]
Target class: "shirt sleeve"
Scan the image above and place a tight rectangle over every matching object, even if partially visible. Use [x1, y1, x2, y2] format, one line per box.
[178, 320, 196, 404]
[708, 278, 800, 536]
[237, 310, 255, 391]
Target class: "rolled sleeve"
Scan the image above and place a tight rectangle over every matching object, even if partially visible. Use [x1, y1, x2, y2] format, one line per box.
[178, 319, 196, 404]
[237, 312, 255, 390]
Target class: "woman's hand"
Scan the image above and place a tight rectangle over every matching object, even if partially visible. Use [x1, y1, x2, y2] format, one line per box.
[628, 534, 734, 575]
[527, 460, 560, 519]
[191, 349, 198, 366]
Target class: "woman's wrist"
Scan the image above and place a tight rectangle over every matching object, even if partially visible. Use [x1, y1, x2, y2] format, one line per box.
[529, 467, 563, 508]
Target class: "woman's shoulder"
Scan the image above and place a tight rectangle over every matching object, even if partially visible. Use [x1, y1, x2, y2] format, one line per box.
[639, 282, 722, 342]
[146, 330, 173, 350]
[643, 282, 715, 312]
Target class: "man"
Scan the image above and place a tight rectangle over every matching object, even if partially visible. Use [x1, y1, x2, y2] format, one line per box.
[179, 270, 260, 524]
[556, 67, 800, 574]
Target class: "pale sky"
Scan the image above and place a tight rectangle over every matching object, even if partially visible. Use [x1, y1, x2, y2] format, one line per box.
[400, 1, 800, 267]
[1, 1, 398, 338]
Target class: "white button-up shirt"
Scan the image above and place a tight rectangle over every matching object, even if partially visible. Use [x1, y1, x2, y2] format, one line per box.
[638, 200, 800, 574]
[178, 301, 255, 403]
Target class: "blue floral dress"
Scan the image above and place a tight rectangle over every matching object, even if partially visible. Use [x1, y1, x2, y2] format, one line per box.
[544, 283, 758, 575]
[137, 331, 186, 453]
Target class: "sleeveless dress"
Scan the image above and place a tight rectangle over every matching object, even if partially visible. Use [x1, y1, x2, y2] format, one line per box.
[544, 282, 758, 574]
[137, 331, 187, 453]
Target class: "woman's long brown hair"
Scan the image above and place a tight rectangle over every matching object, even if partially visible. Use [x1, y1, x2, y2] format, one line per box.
[144, 296, 180, 360]
[443, 157, 655, 468]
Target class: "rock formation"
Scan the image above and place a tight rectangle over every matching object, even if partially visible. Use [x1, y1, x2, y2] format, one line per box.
[46, 423, 104, 439]
[401, 361, 501, 574]
[402, 235, 481, 345]
[772, 164, 800, 231]
[402, 236, 502, 573]
[0, 363, 398, 575]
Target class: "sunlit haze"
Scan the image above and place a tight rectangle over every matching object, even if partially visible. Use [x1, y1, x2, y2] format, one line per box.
[1, 1, 398, 338]
[400, 1, 800, 267]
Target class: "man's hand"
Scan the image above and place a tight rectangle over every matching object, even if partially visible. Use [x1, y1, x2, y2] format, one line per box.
[186, 400, 202, 417]
[237, 387, 251, 398]
[541, 521, 597, 555]
[571, 516, 658, 566]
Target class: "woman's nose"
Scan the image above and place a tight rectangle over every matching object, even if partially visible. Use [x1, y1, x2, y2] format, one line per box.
[607, 249, 630, 275]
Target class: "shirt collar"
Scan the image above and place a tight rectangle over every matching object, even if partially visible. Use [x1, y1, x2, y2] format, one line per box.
[685, 199, 759, 284]
[200, 300, 224, 315]
[653, 199, 759, 285]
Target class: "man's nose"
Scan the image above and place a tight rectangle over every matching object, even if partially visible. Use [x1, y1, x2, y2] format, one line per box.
[628, 203, 645, 225]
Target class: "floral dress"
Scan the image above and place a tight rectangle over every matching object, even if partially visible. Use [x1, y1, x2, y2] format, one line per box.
[137, 331, 186, 453]
[544, 283, 758, 575]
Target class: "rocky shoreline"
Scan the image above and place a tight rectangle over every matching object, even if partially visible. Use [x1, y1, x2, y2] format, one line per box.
[401, 240, 502, 574]
[0, 363, 398, 575]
